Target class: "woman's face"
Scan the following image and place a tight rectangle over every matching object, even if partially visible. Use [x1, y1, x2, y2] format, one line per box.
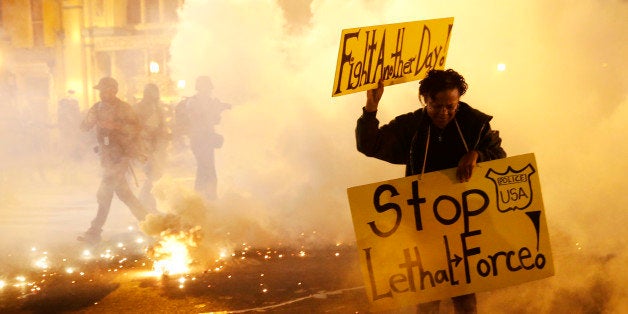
[424, 88, 460, 129]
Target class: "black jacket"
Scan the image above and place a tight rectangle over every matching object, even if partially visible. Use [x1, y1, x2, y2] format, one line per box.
[356, 102, 506, 176]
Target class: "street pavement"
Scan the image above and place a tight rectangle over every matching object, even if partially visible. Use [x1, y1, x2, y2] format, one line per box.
[2, 162, 622, 313]
[0, 168, 375, 313]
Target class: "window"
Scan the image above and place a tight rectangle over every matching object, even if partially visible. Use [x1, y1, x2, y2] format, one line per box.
[127, 0, 180, 25]
[162, 0, 178, 22]
[127, 0, 141, 24]
[0, 2, 4, 28]
[31, 0, 44, 47]
[144, 0, 159, 23]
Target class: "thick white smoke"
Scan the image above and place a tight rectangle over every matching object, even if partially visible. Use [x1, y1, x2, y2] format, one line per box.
[0, 0, 625, 312]
[164, 0, 626, 311]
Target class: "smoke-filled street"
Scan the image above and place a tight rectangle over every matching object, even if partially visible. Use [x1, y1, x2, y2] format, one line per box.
[0, 225, 368, 313]
[0, 164, 369, 313]
[0, 169, 622, 313]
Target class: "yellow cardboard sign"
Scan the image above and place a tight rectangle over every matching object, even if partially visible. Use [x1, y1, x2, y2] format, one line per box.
[332, 18, 454, 97]
[347, 154, 554, 311]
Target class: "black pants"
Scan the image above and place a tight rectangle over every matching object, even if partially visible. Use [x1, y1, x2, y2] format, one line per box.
[417, 293, 477, 314]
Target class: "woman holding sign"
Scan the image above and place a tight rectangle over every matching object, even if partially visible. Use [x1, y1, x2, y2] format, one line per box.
[356, 69, 506, 313]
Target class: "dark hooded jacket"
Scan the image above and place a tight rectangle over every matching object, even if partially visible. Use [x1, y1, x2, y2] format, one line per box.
[356, 102, 506, 176]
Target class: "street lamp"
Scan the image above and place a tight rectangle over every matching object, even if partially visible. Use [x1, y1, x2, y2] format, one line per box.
[149, 61, 160, 74]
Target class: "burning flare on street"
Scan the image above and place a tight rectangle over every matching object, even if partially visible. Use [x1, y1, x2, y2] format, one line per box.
[149, 226, 202, 277]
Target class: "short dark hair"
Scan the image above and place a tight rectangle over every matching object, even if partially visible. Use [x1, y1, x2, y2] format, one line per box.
[418, 69, 468, 103]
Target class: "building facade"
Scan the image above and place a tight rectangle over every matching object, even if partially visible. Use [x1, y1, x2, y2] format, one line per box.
[0, 0, 183, 124]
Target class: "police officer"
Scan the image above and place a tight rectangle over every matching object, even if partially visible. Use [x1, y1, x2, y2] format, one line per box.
[78, 77, 149, 244]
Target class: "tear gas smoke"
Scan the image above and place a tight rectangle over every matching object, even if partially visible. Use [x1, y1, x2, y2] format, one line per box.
[0, 0, 625, 312]
[165, 0, 626, 312]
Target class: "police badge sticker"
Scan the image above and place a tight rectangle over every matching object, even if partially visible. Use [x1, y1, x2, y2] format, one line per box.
[485, 164, 536, 212]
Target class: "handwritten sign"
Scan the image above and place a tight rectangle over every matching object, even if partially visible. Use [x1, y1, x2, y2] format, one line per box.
[332, 18, 454, 97]
[346, 154, 554, 311]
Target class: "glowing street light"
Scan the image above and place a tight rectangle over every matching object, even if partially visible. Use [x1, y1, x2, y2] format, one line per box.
[497, 63, 507, 72]
[149, 61, 160, 74]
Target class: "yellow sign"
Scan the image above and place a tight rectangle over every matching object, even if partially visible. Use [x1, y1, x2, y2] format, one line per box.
[332, 18, 454, 97]
[347, 154, 554, 311]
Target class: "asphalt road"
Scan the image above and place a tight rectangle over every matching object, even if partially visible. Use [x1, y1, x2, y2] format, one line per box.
[0, 170, 373, 314]
[0, 238, 372, 313]
[2, 162, 622, 313]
